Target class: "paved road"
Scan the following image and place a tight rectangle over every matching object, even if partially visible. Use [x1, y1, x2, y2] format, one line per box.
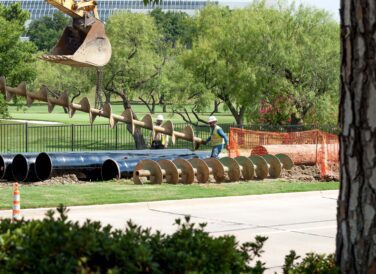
[0, 190, 338, 273]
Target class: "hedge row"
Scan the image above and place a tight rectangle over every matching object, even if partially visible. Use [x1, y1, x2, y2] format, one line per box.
[0, 205, 338, 273]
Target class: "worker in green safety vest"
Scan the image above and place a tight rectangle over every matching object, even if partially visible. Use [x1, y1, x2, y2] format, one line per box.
[202, 116, 229, 158]
[151, 114, 169, 149]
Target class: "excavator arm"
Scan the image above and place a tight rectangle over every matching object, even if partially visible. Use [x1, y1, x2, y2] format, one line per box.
[45, 0, 100, 20]
[41, 0, 112, 67]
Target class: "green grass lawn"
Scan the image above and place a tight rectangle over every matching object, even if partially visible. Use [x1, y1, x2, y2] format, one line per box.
[0, 180, 339, 209]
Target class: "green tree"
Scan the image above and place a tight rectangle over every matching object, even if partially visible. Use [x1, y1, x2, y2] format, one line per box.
[150, 8, 196, 48]
[0, 3, 36, 117]
[173, 3, 339, 126]
[30, 59, 93, 113]
[266, 4, 340, 125]
[103, 12, 167, 148]
[177, 4, 270, 125]
[27, 12, 70, 51]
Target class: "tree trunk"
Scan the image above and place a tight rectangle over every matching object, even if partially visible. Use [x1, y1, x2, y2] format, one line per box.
[221, 96, 245, 126]
[104, 92, 111, 104]
[151, 95, 156, 114]
[95, 68, 104, 109]
[159, 94, 167, 112]
[213, 100, 220, 113]
[336, 1, 376, 273]
[119, 92, 146, 149]
[290, 113, 301, 126]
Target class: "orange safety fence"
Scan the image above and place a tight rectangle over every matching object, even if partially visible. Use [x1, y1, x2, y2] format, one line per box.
[228, 128, 339, 178]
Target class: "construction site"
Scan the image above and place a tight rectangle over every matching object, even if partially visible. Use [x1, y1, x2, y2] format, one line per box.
[0, 0, 350, 272]
[0, 0, 340, 187]
[0, 68, 339, 185]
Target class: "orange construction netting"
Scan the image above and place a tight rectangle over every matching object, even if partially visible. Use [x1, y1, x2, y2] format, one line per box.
[228, 128, 339, 178]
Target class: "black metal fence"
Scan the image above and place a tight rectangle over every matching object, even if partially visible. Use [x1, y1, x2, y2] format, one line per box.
[0, 122, 338, 153]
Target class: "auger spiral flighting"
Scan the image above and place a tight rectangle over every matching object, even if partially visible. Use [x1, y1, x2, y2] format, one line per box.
[133, 154, 294, 184]
[0, 77, 202, 148]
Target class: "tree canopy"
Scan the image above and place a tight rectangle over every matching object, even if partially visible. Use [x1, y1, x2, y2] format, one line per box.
[0, 3, 36, 117]
[27, 12, 69, 51]
[150, 8, 195, 48]
[103, 12, 166, 109]
[30, 59, 93, 107]
[166, 3, 339, 125]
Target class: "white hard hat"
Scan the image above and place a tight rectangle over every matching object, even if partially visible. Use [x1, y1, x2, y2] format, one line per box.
[156, 114, 164, 121]
[208, 116, 217, 123]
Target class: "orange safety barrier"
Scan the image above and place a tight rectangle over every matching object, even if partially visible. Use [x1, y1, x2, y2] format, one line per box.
[250, 144, 318, 165]
[12, 183, 21, 221]
[229, 128, 339, 178]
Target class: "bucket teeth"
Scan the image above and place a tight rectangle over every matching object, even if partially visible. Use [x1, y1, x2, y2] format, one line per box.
[41, 54, 71, 61]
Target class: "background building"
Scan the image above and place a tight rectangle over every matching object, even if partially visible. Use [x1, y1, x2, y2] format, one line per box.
[0, 0, 251, 22]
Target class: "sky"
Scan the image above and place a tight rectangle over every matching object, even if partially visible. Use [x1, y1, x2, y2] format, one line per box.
[297, 0, 340, 21]
[223, 0, 340, 21]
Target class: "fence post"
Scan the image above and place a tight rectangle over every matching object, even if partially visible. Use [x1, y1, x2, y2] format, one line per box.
[25, 123, 28, 152]
[71, 124, 74, 151]
[115, 124, 118, 150]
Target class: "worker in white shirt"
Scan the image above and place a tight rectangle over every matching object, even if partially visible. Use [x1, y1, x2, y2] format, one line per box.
[151, 114, 169, 149]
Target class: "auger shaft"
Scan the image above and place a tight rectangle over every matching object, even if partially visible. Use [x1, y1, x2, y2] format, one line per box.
[0, 77, 202, 148]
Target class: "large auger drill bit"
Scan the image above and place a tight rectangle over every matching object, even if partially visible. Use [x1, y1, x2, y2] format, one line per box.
[0, 77, 202, 149]
[133, 154, 294, 184]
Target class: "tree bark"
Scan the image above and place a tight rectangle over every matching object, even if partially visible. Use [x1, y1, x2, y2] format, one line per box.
[218, 94, 245, 126]
[213, 100, 220, 113]
[337, 1, 376, 273]
[95, 68, 104, 109]
[159, 94, 167, 112]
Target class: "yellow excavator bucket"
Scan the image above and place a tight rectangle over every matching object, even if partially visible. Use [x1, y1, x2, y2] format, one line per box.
[41, 20, 112, 67]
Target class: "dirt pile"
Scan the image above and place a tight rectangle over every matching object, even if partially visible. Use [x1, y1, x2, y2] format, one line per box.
[32, 174, 81, 186]
[0, 174, 82, 187]
[282, 165, 339, 182]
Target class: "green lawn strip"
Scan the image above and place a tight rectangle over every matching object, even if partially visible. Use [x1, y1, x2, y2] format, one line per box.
[0, 180, 339, 210]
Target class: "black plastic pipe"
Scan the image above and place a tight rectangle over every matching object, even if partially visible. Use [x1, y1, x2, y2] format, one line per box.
[101, 152, 212, 180]
[0, 153, 17, 181]
[34, 149, 202, 181]
[101, 158, 151, 180]
[12, 154, 39, 182]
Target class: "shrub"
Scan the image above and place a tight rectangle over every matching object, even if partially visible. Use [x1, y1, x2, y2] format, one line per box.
[0, 205, 340, 273]
[0, 205, 267, 273]
[283, 250, 339, 274]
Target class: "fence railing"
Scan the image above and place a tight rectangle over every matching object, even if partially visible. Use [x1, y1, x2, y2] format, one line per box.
[0, 122, 337, 153]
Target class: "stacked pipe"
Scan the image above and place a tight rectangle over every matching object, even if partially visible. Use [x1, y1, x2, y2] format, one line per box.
[133, 154, 294, 184]
[0, 150, 211, 182]
[0, 77, 203, 149]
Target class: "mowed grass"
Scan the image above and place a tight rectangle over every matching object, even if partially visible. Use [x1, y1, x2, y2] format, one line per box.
[5, 104, 236, 125]
[0, 180, 339, 210]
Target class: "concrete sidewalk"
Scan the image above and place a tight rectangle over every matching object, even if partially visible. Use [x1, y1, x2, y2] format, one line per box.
[0, 190, 338, 272]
